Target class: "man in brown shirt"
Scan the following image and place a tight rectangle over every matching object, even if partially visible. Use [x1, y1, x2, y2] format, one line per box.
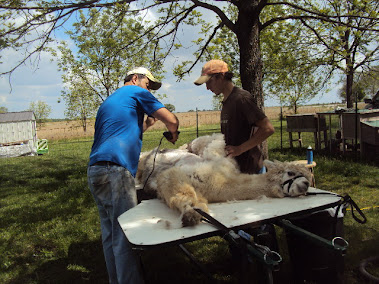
[194, 59, 274, 174]
[194, 60, 278, 282]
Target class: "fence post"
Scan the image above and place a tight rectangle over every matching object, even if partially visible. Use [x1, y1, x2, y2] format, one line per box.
[196, 108, 199, 138]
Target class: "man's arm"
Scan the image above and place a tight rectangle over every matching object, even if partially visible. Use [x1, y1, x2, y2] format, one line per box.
[143, 116, 157, 132]
[225, 117, 275, 157]
[151, 107, 180, 143]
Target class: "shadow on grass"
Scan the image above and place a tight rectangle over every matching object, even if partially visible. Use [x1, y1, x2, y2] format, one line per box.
[14, 239, 236, 284]
[8, 232, 335, 284]
[15, 239, 108, 283]
[0, 155, 94, 227]
[139, 238, 294, 284]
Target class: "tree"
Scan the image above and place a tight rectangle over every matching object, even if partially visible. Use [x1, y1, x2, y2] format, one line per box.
[54, 6, 167, 127]
[338, 81, 366, 104]
[338, 65, 379, 103]
[61, 81, 100, 132]
[28, 101, 51, 127]
[357, 66, 379, 99]
[212, 96, 222, 111]
[261, 18, 327, 113]
[0, 106, 8, 113]
[298, 1, 379, 108]
[55, 6, 165, 103]
[164, 103, 175, 112]
[2, 1, 377, 104]
[1, 1, 377, 155]
[191, 5, 328, 113]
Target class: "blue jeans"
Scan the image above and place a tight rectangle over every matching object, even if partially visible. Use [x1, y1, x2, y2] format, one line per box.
[87, 164, 144, 284]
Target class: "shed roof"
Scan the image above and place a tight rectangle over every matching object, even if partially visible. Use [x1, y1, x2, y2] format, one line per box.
[0, 111, 36, 123]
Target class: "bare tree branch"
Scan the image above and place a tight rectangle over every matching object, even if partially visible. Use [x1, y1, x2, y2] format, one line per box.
[190, 0, 235, 32]
[267, 1, 379, 21]
[263, 1, 379, 31]
[177, 22, 225, 78]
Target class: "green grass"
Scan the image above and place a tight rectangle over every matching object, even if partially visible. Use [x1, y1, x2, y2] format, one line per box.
[0, 121, 378, 283]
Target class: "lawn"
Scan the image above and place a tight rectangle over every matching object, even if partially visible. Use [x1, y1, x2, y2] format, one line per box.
[0, 121, 378, 283]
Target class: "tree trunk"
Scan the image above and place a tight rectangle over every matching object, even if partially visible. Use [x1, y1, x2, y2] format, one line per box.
[236, 3, 264, 110]
[343, 27, 354, 108]
[83, 115, 87, 132]
[235, 2, 269, 158]
[346, 69, 354, 108]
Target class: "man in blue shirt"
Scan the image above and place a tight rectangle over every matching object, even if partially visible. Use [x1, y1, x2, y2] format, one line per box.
[87, 67, 179, 284]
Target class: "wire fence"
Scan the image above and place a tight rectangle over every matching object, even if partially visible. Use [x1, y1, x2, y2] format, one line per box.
[37, 111, 222, 142]
[3, 104, 363, 161]
[37, 105, 348, 142]
[45, 127, 222, 159]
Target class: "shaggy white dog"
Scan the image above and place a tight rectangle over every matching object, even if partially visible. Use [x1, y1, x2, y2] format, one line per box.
[137, 134, 311, 226]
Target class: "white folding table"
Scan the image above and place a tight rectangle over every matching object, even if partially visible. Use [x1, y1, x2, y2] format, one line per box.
[118, 188, 342, 248]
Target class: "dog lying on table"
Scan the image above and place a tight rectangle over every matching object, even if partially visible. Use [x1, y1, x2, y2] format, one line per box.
[136, 134, 311, 226]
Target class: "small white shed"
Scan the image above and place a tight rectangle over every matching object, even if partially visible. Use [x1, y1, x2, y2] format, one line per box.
[0, 111, 38, 157]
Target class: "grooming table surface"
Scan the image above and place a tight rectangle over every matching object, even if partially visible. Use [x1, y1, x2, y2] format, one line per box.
[118, 188, 341, 248]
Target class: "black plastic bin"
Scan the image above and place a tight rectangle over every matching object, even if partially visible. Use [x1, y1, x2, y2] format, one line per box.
[285, 210, 345, 284]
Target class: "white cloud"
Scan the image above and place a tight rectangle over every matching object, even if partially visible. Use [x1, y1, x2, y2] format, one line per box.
[0, 45, 65, 118]
[0, 10, 69, 118]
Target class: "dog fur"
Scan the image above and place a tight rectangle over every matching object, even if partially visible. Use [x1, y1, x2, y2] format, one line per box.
[137, 134, 311, 226]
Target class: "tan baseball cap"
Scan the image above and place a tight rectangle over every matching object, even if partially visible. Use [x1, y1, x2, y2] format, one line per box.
[127, 67, 162, 90]
[194, 60, 229, 85]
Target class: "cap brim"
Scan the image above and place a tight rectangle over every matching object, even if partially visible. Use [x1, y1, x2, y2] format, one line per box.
[194, 75, 211, 85]
[149, 81, 162, 90]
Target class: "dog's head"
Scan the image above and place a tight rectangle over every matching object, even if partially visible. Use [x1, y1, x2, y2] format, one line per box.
[264, 160, 311, 197]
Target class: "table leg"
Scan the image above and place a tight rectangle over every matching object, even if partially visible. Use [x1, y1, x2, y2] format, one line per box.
[317, 115, 321, 150]
[329, 115, 332, 152]
[289, 132, 293, 149]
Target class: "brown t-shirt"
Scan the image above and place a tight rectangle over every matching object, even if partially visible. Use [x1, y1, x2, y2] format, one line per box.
[221, 87, 267, 174]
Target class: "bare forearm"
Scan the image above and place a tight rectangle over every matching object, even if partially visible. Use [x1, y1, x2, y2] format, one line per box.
[240, 127, 274, 152]
[164, 115, 179, 133]
[151, 108, 179, 133]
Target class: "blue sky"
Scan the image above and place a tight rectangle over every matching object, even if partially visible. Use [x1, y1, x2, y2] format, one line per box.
[0, 5, 343, 119]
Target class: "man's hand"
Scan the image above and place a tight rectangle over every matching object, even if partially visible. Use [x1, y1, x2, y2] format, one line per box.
[225, 117, 275, 157]
[145, 116, 157, 127]
[164, 131, 179, 144]
[225, 145, 243, 157]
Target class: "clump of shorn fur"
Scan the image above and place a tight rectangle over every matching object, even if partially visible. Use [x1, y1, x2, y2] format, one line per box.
[137, 134, 311, 227]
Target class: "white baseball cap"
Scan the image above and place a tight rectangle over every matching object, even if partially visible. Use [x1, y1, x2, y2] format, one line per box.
[127, 67, 162, 90]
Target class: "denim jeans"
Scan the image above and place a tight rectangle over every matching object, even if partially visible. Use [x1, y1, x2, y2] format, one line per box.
[87, 164, 144, 284]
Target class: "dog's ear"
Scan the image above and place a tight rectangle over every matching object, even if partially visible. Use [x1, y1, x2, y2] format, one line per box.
[263, 160, 275, 169]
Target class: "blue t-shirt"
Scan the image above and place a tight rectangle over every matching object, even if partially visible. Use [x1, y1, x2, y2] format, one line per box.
[89, 85, 164, 176]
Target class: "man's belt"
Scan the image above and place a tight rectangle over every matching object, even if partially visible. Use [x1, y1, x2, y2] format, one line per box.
[92, 161, 120, 166]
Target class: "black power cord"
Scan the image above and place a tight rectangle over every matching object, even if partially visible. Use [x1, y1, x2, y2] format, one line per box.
[141, 131, 180, 191]
[142, 135, 165, 191]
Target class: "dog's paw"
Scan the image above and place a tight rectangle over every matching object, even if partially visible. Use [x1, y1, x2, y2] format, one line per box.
[182, 210, 201, 227]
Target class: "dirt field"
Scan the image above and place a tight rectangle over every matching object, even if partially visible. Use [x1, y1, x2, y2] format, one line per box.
[38, 104, 350, 141]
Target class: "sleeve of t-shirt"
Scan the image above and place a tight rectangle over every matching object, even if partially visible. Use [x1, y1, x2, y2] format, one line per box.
[136, 88, 165, 116]
[238, 93, 267, 125]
